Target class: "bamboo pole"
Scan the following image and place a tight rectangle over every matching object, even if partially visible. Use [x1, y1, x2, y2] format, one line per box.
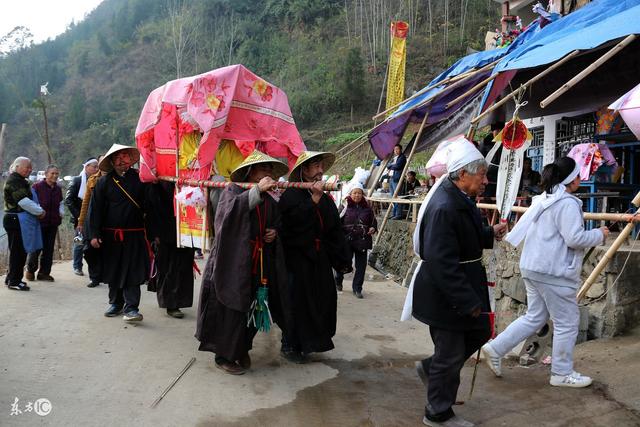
[336, 137, 369, 162]
[476, 202, 640, 223]
[158, 176, 341, 191]
[373, 59, 499, 120]
[577, 190, 640, 301]
[540, 35, 637, 109]
[367, 157, 390, 197]
[336, 132, 368, 154]
[150, 357, 196, 408]
[445, 74, 497, 109]
[471, 50, 580, 125]
[374, 108, 431, 246]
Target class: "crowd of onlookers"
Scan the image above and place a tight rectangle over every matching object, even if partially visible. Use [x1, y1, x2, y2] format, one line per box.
[2, 156, 103, 291]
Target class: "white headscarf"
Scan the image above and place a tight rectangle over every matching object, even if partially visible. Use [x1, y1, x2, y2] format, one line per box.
[505, 161, 580, 246]
[78, 158, 98, 200]
[411, 138, 484, 255]
[402, 138, 484, 321]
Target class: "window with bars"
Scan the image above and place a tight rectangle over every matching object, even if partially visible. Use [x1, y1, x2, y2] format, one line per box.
[555, 114, 596, 157]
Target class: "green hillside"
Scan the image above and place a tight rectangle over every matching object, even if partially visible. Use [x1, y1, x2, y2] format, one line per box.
[0, 0, 500, 173]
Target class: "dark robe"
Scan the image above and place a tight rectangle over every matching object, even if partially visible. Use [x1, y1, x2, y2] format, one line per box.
[87, 169, 149, 289]
[146, 182, 194, 309]
[278, 189, 351, 354]
[195, 184, 289, 362]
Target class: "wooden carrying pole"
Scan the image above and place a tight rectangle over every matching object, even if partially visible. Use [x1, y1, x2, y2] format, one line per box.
[540, 35, 637, 109]
[577, 190, 640, 301]
[373, 60, 499, 121]
[158, 176, 341, 191]
[471, 50, 580, 125]
[374, 109, 430, 246]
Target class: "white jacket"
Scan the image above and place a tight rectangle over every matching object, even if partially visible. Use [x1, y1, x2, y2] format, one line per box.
[518, 192, 604, 288]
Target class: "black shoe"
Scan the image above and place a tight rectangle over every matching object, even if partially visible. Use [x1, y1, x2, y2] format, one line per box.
[104, 304, 123, 317]
[280, 350, 307, 364]
[336, 283, 343, 292]
[215, 356, 246, 375]
[87, 282, 99, 288]
[167, 308, 184, 318]
[8, 282, 30, 291]
[354, 291, 363, 299]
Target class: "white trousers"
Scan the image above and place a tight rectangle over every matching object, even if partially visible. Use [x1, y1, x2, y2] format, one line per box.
[489, 277, 579, 376]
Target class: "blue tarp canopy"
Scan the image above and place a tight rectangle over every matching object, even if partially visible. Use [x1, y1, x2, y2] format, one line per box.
[370, 0, 640, 159]
[495, 0, 640, 73]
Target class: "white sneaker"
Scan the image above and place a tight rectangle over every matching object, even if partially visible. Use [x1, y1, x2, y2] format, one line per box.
[481, 343, 502, 377]
[550, 371, 593, 388]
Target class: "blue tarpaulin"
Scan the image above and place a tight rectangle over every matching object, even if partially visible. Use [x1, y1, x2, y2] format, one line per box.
[370, 0, 640, 159]
[495, 0, 640, 73]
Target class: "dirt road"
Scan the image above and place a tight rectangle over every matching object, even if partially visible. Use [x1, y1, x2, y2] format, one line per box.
[1, 261, 638, 426]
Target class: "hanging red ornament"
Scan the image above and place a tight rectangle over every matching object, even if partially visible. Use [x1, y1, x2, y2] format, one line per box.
[501, 119, 528, 150]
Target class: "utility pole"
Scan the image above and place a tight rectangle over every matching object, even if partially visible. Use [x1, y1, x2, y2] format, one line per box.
[0, 123, 6, 173]
[37, 82, 53, 164]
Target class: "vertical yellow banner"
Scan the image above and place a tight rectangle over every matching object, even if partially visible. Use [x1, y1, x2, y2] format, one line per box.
[386, 21, 409, 115]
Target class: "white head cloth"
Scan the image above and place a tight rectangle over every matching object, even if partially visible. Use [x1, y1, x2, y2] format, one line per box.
[78, 158, 98, 200]
[411, 137, 484, 255]
[350, 182, 364, 193]
[401, 138, 484, 321]
[505, 161, 580, 246]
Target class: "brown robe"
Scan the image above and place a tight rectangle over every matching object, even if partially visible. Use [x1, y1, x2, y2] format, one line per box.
[195, 184, 289, 361]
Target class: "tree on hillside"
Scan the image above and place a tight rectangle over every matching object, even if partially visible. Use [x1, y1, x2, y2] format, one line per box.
[343, 47, 366, 122]
[166, 0, 200, 78]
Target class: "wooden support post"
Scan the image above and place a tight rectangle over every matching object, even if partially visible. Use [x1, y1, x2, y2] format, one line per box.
[471, 50, 580, 125]
[367, 157, 390, 197]
[374, 109, 431, 247]
[577, 190, 640, 301]
[540, 35, 636, 109]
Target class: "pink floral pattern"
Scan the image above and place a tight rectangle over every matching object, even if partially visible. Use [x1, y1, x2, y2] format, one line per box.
[191, 77, 228, 117]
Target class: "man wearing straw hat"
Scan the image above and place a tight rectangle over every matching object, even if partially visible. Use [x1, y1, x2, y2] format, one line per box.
[406, 140, 507, 427]
[278, 151, 352, 363]
[88, 144, 149, 322]
[195, 150, 291, 375]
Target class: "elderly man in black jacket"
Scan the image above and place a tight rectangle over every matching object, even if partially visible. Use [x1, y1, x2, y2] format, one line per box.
[409, 140, 507, 427]
[65, 158, 99, 276]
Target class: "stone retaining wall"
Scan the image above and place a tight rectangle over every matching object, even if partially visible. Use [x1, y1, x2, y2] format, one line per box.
[371, 221, 640, 339]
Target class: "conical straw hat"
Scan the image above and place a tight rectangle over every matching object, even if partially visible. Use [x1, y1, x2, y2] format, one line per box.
[288, 151, 335, 182]
[229, 150, 289, 182]
[98, 144, 140, 172]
